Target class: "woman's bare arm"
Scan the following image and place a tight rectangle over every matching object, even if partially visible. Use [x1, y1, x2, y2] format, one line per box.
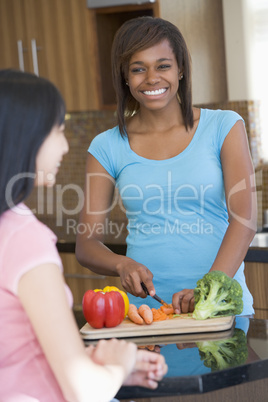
[210, 119, 257, 275]
[75, 153, 155, 296]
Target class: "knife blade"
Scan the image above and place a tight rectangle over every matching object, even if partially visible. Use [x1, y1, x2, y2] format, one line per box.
[141, 282, 168, 306]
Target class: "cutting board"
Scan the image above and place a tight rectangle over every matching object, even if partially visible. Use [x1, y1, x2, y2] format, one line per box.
[80, 315, 235, 340]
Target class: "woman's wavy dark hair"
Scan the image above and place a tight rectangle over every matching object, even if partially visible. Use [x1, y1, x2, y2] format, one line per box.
[0, 69, 65, 215]
[111, 16, 193, 137]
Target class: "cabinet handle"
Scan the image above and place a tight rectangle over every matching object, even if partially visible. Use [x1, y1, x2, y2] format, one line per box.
[17, 40, 25, 71]
[31, 38, 39, 76]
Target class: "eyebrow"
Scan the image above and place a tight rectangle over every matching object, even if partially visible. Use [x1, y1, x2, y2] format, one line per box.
[129, 58, 173, 66]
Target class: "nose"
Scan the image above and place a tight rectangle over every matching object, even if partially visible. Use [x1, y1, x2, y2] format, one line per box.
[63, 134, 69, 155]
[146, 68, 160, 85]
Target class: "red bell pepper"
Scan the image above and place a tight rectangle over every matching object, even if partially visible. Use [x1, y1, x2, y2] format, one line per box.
[82, 289, 125, 329]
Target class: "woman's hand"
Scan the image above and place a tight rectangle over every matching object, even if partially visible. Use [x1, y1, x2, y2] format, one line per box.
[123, 349, 168, 388]
[86, 340, 167, 389]
[116, 257, 155, 297]
[88, 339, 137, 382]
[172, 289, 195, 314]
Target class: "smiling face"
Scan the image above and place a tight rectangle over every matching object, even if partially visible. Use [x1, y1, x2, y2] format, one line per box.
[127, 39, 182, 112]
[35, 123, 69, 187]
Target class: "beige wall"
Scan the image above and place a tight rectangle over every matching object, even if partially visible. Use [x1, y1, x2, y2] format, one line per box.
[222, 0, 255, 101]
[159, 0, 228, 105]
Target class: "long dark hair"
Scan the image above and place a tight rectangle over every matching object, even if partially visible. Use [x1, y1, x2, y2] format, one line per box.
[0, 69, 65, 215]
[111, 16, 193, 137]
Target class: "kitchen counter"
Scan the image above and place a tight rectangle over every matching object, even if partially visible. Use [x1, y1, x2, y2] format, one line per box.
[246, 232, 268, 262]
[110, 317, 268, 401]
[57, 240, 268, 263]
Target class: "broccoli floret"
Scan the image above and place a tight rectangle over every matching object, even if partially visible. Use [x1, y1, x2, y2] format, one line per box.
[192, 271, 243, 320]
[196, 328, 248, 371]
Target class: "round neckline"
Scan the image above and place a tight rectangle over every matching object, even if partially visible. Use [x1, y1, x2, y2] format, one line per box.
[124, 108, 203, 164]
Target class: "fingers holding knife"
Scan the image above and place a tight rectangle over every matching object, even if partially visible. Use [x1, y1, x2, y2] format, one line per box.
[141, 282, 168, 307]
[117, 259, 155, 297]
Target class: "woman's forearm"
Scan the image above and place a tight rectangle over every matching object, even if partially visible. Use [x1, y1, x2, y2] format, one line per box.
[209, 219, 256, 277]
[75, 236, 130, 276]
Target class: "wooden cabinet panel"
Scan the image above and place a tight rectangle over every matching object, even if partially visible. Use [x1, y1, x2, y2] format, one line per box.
[244, 262, 268, 319]
[0, 0, 98, 111]
[27, 0, 98, 111]
[0, 0, 29, 70]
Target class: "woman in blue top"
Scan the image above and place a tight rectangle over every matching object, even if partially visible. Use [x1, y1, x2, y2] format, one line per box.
[76, 17, 256, 316]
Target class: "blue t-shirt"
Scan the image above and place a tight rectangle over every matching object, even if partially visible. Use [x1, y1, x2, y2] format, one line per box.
[88, 108, 254, 315]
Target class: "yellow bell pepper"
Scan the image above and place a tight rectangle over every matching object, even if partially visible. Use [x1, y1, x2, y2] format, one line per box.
[95, 286, 129, 318]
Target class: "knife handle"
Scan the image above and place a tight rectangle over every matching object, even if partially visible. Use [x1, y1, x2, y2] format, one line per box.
[141, 282, 168, 306]
[141, 282, 150, 295]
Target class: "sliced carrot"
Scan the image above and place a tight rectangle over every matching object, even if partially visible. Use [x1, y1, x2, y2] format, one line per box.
[138, 345, 155, 351]
[128, 304, 144, 325]
[145, 345, 155, 351]
[152, 305, 176, 321]
[138, 304, 153, 325]
[160, 304, 175, 315]
[152, 307, 168, 321]
[154, 315, 167, 322]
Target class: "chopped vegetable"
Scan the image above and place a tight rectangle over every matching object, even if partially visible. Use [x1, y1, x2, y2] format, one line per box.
[160, 304, 175, 315]
[152, 308, 168, 321]
[173, 313, 193, 319]
[192, 271, 243, 320]
[152, 305, 175, 321]
[196, 328, 248, 371]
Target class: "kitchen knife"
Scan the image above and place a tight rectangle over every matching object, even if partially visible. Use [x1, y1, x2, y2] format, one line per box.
[141, 282, 168, 306]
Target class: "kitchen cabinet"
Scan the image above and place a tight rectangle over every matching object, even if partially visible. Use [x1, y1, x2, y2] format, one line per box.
[244, 261, 268, 319]
[0, 0, 98, 111]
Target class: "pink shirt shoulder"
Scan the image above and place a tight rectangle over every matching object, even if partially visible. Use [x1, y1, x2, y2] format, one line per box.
[0, 203, 70, 299]
[0, 203, 72, 401]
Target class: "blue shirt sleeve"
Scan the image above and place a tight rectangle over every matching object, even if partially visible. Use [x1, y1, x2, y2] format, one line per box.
[88, 129, 116, 178]
[216, 110, 244, 153]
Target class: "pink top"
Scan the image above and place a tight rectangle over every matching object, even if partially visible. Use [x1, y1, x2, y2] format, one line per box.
[0, 204, 73, 401]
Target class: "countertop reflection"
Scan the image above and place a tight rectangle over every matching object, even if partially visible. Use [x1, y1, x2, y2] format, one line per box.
[112, 317, 268, 399]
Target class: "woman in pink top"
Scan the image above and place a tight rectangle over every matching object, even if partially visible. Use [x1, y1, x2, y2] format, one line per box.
[0, 69, 167, 402]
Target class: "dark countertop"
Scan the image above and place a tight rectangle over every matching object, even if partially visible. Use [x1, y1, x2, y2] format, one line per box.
[245, 247, 268, 262]
[57, 242, 268, 262]
[113, 317, 268, 399]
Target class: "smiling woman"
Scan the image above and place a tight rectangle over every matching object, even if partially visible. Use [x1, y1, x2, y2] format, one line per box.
[76, 17, 257, 320]
[111, 17, 193, 136]
[126, 40, 181, 113]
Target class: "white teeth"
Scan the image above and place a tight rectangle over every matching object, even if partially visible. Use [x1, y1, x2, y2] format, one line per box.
[143, 88, 167, 96]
